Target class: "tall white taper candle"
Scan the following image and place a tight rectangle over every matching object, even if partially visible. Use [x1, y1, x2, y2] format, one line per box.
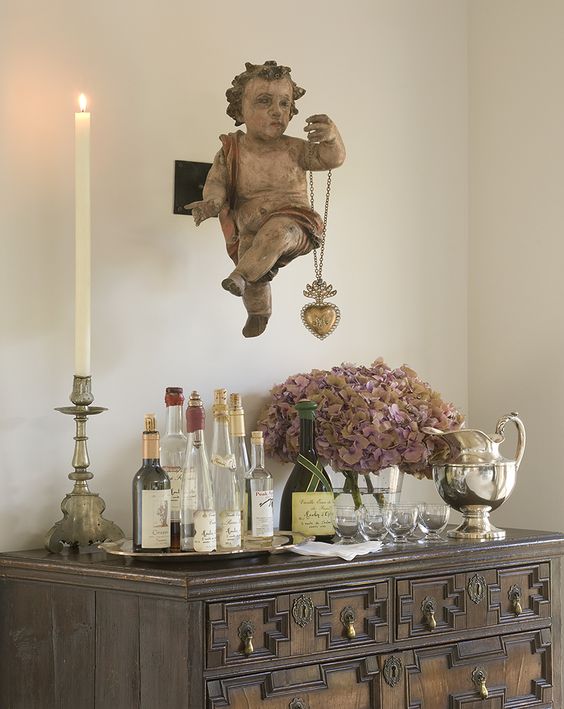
[74, 94, 91, 377]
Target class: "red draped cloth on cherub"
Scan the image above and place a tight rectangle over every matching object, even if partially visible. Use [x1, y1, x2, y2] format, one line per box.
[218, 131, 323, 280]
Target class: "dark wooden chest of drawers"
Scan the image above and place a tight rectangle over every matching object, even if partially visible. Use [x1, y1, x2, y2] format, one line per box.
[1, 529, 563, 708]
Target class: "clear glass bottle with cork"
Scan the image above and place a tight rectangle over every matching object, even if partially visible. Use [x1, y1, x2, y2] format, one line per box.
[211, 388, 241, 551]
[244, 430, 274, 547]
[228, 392, 250, 507]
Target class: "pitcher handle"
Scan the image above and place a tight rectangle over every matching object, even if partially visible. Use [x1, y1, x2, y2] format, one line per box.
[495, 412, 526, 471]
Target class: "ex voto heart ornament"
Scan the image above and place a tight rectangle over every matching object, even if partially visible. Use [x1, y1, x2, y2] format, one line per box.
[301, 155, 341, 339]
[301, 281, 341, 339]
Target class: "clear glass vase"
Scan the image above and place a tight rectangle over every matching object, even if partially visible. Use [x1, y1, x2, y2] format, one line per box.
[331, 466, 404, 510]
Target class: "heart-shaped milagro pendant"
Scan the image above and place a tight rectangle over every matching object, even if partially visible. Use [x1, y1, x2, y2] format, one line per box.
[301, 302, 341, 339]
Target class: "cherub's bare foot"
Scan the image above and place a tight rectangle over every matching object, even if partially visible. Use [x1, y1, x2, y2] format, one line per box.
[221, 271, 246, 297]
[242, 314, 269, 338]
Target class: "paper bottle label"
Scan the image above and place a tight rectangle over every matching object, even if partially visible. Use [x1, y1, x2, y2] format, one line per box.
[219, 510, 241, 548]
[211, 454, 236, 470]
[193, 510, 216, 552]
[163, 466, 183, 514]
[292, 491, 334, 536]
[251, 489, 274, 537]
[141, 489, 171, 548]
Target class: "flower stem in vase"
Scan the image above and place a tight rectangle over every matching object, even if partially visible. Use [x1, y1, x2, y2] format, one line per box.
[343, 472, 363, 510]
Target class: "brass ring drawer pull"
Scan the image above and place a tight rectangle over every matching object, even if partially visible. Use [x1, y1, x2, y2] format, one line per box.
[508, 584, 523, 615]
[237, 620, 255, 657]
[340, 606, 357, 639]
[472, 666, 489, 700]
[421, 596, 437, 631]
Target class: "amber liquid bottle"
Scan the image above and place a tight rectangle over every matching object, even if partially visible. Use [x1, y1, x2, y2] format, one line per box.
[279, 400, 334, 542]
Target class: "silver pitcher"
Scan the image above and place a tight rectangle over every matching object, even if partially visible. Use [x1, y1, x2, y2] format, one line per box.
[423, 412, 526, 540]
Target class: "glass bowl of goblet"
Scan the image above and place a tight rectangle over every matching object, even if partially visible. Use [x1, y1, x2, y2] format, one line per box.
[333, 505, 360, 544]
[358, 504, 388, 542]
[417, 503, 450, 543]
[383, 503, 418, 544]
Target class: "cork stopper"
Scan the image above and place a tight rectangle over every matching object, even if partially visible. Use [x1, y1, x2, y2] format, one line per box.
[229, 392, 243, 412]
[213, 388, 228, 416]
[144, 413, 157, 432]
[251, 430, 263, 443]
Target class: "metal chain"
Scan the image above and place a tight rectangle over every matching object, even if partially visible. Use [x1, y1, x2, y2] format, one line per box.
[308, 148, 332, 281]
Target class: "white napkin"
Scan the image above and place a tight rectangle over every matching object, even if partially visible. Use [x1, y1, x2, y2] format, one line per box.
[286, 540, 382, 561]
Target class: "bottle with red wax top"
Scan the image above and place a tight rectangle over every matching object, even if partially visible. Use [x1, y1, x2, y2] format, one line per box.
[180, 391, 216, 552]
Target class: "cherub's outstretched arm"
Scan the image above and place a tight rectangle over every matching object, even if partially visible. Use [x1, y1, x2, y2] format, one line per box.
[303, 114, 346, 171]
[185, 149, 228, 226]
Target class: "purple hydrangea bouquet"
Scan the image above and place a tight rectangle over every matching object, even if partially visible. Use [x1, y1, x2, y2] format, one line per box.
[257, 358, 464, 507]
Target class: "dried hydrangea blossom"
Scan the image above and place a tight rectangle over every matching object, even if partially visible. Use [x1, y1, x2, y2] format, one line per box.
[257, 358, 464, 479]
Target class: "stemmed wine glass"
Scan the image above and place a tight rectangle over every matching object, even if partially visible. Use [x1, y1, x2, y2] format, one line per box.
[417, 503, 450, 543]
[383, 504, 418, 544]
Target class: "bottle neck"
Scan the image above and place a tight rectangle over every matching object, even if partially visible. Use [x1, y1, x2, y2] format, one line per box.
[230, 407, 246, 436]
[212, 414, 231, 447]
[165, 404, 184, 435]
[143, 432, 160, 461]
[251, 441, 265, 469]
[188, 428, 205, 448]
[299, 417, 316, 455]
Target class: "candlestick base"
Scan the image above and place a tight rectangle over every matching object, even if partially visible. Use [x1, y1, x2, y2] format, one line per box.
[45, 375, 124, 553]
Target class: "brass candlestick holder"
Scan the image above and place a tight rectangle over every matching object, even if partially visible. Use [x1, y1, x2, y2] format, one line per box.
[45, 375, 124, 553]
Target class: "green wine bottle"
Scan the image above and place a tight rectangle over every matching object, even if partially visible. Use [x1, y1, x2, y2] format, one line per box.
[279, 400, 334, 541]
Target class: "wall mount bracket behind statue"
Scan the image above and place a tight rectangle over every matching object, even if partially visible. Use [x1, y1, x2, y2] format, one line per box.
[173, 160, 212, 215]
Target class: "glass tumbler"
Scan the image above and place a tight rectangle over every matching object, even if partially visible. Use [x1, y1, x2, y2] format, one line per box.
[333, 506, 359, 544]
[417, 503, 450, 543]
[383, 504, 418, 544]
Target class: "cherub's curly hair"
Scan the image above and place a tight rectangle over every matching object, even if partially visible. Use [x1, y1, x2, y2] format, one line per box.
[226, 60, 306, 126]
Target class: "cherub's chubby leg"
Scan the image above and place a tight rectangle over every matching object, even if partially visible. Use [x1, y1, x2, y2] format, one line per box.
[242, 282, 271, 338]
[222, 217, 308, 294]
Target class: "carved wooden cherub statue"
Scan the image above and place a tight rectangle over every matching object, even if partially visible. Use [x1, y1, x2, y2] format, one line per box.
[188, 60, 345, 337]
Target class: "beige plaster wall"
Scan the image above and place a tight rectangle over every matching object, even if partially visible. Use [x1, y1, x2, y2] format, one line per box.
[468, 0, 564, 534]
[0, 0, 468, 551]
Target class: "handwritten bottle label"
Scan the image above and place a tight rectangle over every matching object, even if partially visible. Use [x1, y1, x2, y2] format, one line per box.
[141, 489, 171, 548]
[251, 489, 274, 537]
[163, 466, 183, 515]
[219, 510, 241, 549]
[292, 492, 334, 536]
[194, 510, 216, 552]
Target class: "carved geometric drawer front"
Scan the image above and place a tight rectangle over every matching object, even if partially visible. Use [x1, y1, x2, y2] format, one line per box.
[396, 563, 551, 640]
[207, 596, 290, 668]
[207, 656, 379, 708]
[403, 628, 553, 708]
[490, 563, 551, 624]
[315, 581, 390, 650]
[397, 572, 467, 639]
